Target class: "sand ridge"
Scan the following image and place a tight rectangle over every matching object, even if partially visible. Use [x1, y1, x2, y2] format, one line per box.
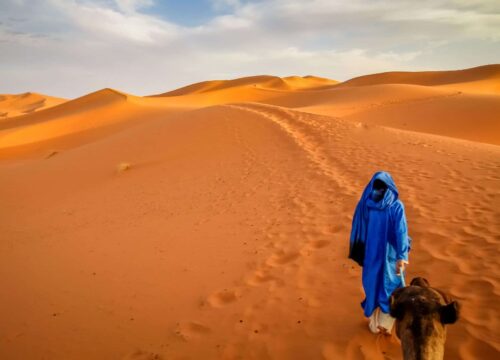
[336, 64, 500, 94]
[149, 75, 339, 97]
[1, 65, 499, 153]
[0, 92, 66, 119]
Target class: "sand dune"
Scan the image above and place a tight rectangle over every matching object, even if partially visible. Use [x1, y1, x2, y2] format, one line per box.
[293, 84, 500, 145]
[0, 88, 127, 131]
[336, 64, 500, 94]
[266, 83, 458, 113]
[151, 75, 339, 97]
[0, 92, 66, 119]
[0, 65, 499, 360]
[2, 65, 498, 152]
[0, 88, 188, 156]
[342, 91, 500, 145]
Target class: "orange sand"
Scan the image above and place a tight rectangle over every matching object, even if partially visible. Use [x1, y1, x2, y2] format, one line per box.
[0, 65, 499, 359]
[0, 92, 66, 119]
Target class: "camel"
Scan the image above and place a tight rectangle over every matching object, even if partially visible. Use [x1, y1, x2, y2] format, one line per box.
[389, 277, 460, 360]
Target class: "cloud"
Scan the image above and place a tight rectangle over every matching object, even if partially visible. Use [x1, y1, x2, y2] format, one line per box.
[47, 0, 178, 43]
[0, 0, 498, 97]
[210, 0, 243, 11]
[114, 0, 154, 13]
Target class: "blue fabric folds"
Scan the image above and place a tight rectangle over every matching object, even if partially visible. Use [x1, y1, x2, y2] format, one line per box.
[349, 171, 411, 317]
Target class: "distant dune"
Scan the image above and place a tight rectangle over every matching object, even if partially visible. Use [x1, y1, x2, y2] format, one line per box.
[2, 65, 498, 151]
[150, 75, 339, 97]
[0, 92, 66, 119]
[0, 88, 192, 153]
[336, 64, 500, 94]
[0, 89, 136, 150]
[0, 65, 499, 360]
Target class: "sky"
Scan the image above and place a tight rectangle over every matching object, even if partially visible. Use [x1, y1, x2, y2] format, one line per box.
[1, 0, 499, 98]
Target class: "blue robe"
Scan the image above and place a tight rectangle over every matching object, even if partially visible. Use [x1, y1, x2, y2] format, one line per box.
[349, 171, 411, 317]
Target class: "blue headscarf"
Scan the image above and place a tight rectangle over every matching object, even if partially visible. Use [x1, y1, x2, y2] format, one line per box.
[349, 171, 399, 266]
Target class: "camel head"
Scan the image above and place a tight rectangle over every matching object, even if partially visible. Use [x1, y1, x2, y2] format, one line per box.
[389, 277, 460, 360]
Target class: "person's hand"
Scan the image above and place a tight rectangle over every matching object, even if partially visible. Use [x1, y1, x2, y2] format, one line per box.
[396, 260, 407, 275]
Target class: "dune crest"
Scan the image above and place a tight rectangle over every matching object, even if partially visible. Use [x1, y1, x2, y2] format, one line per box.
[0, 88, 162, 152]
[2, 64, 499, 153]
[0, 92, 66, 119]
[150, 75, 339, 97]
[336, 64, 500, 94]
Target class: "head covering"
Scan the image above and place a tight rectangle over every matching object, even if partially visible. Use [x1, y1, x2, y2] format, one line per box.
[349, 171, 399, 266]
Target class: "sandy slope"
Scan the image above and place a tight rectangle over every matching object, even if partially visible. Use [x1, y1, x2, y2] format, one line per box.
[0, 66, 499, 360]
[1, 66, 498, 151]
[296, 85, 500, 145]
[0, 89, 190, 158]
[0, 92, 66, 119]
[336, 64, 500, 94]
[150, 75, 338, 97]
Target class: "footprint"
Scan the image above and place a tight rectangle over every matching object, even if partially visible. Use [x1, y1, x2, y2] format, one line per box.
[329, 223, 346, 234]
[175, 321, 211, 340]
[246, 269, 277, 286]
[121, 350, 163, 360]
[207, 288, 240, 307]
[309, 239, 331, 249]
[266, 250, 301, 266]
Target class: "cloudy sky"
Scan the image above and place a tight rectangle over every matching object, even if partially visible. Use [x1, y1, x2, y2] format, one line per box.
[1, 0, 499, 98]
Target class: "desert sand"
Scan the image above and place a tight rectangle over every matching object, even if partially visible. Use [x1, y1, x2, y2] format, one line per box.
[0, 64, 499, 359]
[0, 92, 66, 119]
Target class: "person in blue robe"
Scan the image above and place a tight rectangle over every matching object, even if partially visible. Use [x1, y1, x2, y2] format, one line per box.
[349, 171, 411, 334]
